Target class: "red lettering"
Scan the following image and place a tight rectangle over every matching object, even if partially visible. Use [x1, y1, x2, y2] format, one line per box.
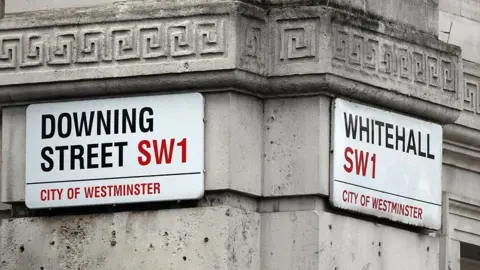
[154, 183, 160, 194]
[177, 138, 187, 163]
[94, 186, 100, 198]
[344, 147, 376, 179]
[370, 197, 423, 220]
[343, 190, 348, 202]
[153, 139, 175, 164]
[137, 140, 151, 166]
[343, 147, 353, 173]
[39, 189, 63, 201]
[84, 186, 94, 198]
[40, 189, 47, 201]
[371, 153, 376, 179]
[355, 149, 369, 176]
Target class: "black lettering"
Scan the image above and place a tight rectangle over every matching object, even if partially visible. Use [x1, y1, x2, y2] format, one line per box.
[395, 126, 405, 152]
[359, 116, 370, 143]
[101, 143, 113, 168]
[70, 145, 84, 170]
[371, 119, 375, 145]
[418, 131, 427, 157]
[140, 107, 154, 133]
[122, 109, 136, 134]
[97, 110, 111, 135]
[406, 130, 417, 155]
[58, 113, 72, 138]
[41, 115, 55, 139]
[344, 113, 358, 139]
[114, 110, 119, 134]
[385, 123, 394, 149]
[427, 134, 435, 160]
[374, 120, 384, 146]
[55, 145, 68, 171]
[40, 147, 54, 172]
[73, 112, 94, 137]
[115, 141, 128, 167]
[87, 144, 99, 169]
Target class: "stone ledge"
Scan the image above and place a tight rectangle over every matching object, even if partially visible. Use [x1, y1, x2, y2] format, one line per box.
[0, 1, 462, 124]
[447, 193, 480, 247]
[0, 205, 261, 270]
[444, 139, 480, 173]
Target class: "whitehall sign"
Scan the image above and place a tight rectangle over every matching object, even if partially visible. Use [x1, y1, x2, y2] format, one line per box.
[330, 98, 442, 230]
[25, 93, 204, 209]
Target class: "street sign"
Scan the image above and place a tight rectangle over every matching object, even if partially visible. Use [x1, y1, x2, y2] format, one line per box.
[25, 93, 204, 209]
[331, 98, 442, 230]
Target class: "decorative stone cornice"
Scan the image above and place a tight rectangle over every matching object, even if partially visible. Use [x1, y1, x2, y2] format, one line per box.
[444, 61, 480, 146]
[0, 1, 462, 124]
[447, 193, 480, 245]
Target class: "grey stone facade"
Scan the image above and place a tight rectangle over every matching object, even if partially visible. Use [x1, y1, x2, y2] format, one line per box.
[0, 0, 479, 269]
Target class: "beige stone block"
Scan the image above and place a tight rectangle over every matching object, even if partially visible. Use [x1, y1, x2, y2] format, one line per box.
[1, 106, 26, 203]
[461, 0, 480, 22]
[5, 0, 124, 13]
[205, 93, 263, 196]
[0, 206, 260, 270]
[263, 96, 330, 196]
[439, 11, 480, 63]
[439, 0, 461, 15]
[262, 210, 439, 270]
[261, 211, 320, 270]
[443, 165, 480, 201]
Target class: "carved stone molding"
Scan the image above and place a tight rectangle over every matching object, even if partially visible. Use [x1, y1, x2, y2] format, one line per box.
[0, 2, 463, 125]
[443, 139, 480, 173]
[0, 15, 233, 84]
[447, 193, 480, 246]
[444, 61, 480, 146]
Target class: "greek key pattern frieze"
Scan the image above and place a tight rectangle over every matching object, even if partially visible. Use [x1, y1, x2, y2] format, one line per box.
[239, 16, 266, 74]
[0, 18, 227, 71]
[276, 19, 318, 63]
[464, 71, 480, 114]
[332, 27, 459, 94]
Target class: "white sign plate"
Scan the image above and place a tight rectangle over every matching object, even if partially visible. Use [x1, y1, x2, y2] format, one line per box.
[25, 93, 204, 209]
[331, 98, 442, 230]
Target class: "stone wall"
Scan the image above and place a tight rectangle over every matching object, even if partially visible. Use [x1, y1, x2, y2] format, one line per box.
[439, 0, 480, 63]
[0, 0, 478, 269]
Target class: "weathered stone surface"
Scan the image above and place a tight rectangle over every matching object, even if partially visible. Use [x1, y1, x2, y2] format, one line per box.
[205, 92, 263, 196]
[267, 0, 439, 35]
[0, 2, 462, 125]
[443, 140, 480, 173]
[5, 0, 265, 14]
[447, 194, 480, 246]
[440, 0, 480, 22]
[1, 106, 26, 203]
[0, 206, 261, 270]
[261, 210, 439, 270]
[263, 96, 330, 196]
[443, 165, 480, 203]
[443, 61, 480, 148]
[439, 11, 480, 63]
[0, 0, 4, 19]
[5, 0, 119, 13]
[440, 0, 462, 16]
[441, 193, 480, 270]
